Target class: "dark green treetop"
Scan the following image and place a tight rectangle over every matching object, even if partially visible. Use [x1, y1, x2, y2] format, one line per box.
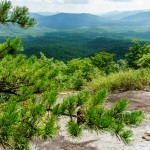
[91, 52, 115, 74]
[126, 40, 150, 68]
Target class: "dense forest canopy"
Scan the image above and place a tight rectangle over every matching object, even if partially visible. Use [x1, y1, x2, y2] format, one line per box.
[0, 1, 150, 150]
[0, 25, 150, 62]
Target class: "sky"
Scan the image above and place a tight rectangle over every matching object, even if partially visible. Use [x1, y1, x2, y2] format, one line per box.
[9, 0, 150, 14]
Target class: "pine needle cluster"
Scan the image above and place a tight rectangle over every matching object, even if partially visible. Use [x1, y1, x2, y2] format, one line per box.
[0, 0, 36, 28]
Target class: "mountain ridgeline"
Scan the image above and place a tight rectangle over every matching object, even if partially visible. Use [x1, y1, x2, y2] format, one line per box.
[0, 10, 150, 62]
[121, 11, 150, 25]
[31, 11, 150, 29]
[34, 13, 116, 29]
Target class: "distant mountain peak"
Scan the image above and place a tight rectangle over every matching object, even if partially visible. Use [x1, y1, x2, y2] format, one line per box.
[30, 11, 150, 29]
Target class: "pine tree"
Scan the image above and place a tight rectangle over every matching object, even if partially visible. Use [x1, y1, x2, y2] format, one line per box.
[0, 0, 36, 28]
[126, 40, 150, 68]
[0, 37, 23, 58]
[0, 0, 36, 58]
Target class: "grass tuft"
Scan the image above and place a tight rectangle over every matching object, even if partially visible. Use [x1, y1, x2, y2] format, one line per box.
[86, 68, 150, 92]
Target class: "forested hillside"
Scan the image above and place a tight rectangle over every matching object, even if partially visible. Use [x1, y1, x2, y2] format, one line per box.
[0, 25, 150, 61]
[0, 9, 150, 62]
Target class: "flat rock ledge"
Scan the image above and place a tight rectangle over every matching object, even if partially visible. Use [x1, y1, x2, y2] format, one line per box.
[30, 90, 150, 150]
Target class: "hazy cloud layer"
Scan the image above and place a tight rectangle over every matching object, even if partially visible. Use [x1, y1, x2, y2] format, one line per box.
[9, 0, 150, 14]
[63, 0, 89, 4]
[107, 0, 133, 2]
[42, 0, 89, 4]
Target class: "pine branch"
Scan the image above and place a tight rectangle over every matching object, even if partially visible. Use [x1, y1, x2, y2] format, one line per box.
[46, 108, 77, 118]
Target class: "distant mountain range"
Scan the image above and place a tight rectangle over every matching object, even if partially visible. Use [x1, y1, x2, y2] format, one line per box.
[36, 12, 58, 16]
[30, 10, 150, 29]
[36, 13, 118, 29]
[121, 11, 150, 25]
[100, 10, 144, 20]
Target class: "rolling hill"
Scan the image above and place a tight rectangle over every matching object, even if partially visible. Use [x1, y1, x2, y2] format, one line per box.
[30, 11, 150, 29]
[100, 10, 143, 20]
[37, 13, 117, 29]
[121, 11, 150, 25]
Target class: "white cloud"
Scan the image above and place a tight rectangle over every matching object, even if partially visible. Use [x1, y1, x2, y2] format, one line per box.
[107, 0, 134, 2]
[9, 0, 150, 14]
[63, 0, 89, 4]
[43, 0, 63, 3]
[34, 0, 89, 4]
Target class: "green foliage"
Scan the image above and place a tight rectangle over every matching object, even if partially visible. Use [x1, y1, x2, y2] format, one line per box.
[0, 0, 11, 22]
[0, 37, 23, 58]
[66, 58, 99, 90]
[114, 59, 129, 71]
[126, 40, 150, 68]
[91, 89, 108, 107]
[120, 130, 133, 144]
[0, 0, 36, 58]
[82, 91, 144, 144]
[51, 89, 144, 144]
[43, 115, 58, 139]
[76, 91, 90, 107]
[91, 52, 115, 74]
[42, 91, 58, 109]
[124, 111, 145, 125]
[0, 54, 68, 94]
[0, 2, 147, 149]
[0, 99, 46, 149]
[87, 68, 150, 91]
[0, 26, 136, 62]
[0, 51, 146, 149]
[0, 0, 36, 28]
[137, 53, 150, 68]
[110, 98, 129, 116]
[67, 121, 82, 137]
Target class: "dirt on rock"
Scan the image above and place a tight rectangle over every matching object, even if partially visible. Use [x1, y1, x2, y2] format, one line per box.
[30, 90, 150, 150]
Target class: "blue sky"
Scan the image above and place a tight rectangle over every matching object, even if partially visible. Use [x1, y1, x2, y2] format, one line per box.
[9, 0, 150, 14]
